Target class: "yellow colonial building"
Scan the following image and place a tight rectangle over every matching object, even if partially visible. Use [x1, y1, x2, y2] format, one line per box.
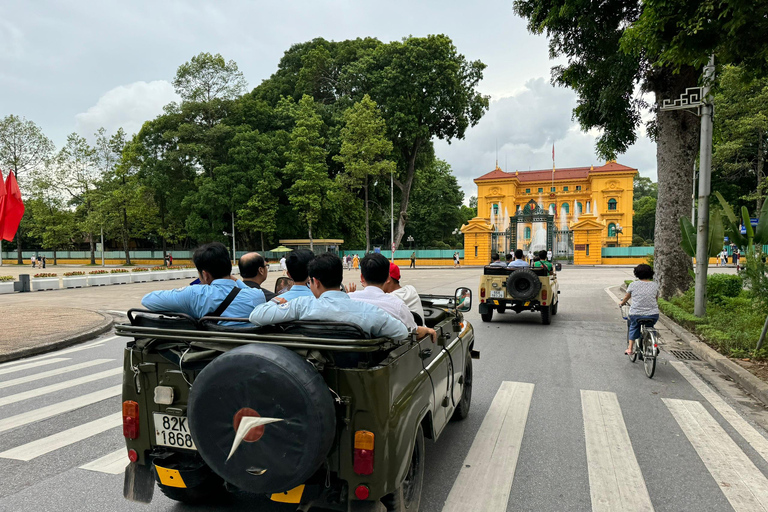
[461, 161, 637, 265]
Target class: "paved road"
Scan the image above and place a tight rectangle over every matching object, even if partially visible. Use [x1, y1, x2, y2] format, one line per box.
[1, 267, 767, 512]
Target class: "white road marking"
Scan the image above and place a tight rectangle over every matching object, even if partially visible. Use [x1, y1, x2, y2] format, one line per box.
[0, 358, 70, 376]
[442, 381, 534, 512]
[0, 367, 122, 407]
[0, 413, 122, 461]
[604, 286, 622, 305]
[0, 385, 122, 434]
[664, 398, 768, 511]
[672, 361, 768, 465]
[581, 390, 654, 512]
[79, 448, 129, 475]
[0, 334, 121, 370]
[0, 359, 114, 390]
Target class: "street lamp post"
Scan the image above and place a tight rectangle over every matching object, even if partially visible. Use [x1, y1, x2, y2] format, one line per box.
[407, 235, 414, 250]
[615, 223, 623, 247]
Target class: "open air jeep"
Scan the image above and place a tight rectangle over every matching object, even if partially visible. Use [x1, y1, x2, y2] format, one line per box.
[118, 287, 476, 512]
[478, 264, 561, 324]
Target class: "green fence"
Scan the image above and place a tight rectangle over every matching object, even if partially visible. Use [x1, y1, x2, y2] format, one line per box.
[601, 247, 655, 257]
[339, 249, 463, 258]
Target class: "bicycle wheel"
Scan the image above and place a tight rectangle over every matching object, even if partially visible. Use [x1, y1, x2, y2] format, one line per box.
[628, 340, 638, 363]
[643, 331, 657, 378]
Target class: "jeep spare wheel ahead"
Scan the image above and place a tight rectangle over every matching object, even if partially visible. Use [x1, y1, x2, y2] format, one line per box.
[478, 265, 559, 324]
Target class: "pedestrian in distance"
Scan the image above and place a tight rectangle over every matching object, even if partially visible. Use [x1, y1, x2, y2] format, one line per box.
[453, 251, 460, 268]
[547, 249, 553, 262]
[30, 255, 35, 268]
[353, 254, 359, 270]
[42, 255, 46, 269]
[280, 256, 287, 276]
[410, 252, 416, 269]
[169, 253, 173, 266]
[734, 248, 741, 271]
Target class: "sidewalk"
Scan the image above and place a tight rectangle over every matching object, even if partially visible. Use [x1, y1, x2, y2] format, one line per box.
[0, 305, 114, 363]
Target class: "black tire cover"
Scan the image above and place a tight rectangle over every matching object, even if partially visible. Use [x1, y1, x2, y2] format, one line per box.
[188, 344, 335, 493]
[506, 268, 542, 300]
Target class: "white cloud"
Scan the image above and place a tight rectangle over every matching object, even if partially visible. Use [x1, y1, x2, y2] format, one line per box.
[74, 80, 179, 140]
[434, 78, 658, 202]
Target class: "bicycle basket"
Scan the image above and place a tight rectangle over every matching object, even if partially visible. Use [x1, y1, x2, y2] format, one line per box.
[620, 304, 630, 320]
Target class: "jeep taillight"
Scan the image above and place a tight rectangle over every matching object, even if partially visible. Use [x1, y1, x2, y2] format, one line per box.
[354, 430, 374, 475]
[542, 290, 547, 301]
[123, 400, 139, 439]
[480, 287, 486, 298]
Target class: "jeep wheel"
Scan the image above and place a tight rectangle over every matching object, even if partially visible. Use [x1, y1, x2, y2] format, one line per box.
[452, 356, 472, 421]
[551, 300, 558, 315]
[480, 308, 493, 323]
[506, 268, 542, 300]
[383, 425, 424, 512]
[541, 306, 552, 325]
[158, 474, 226, 504]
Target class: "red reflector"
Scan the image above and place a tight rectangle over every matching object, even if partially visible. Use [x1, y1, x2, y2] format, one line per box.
[128, 449, 138, 463]
[542, 302, 546, 306]
[354, 449, 374, 475]
[355, 485, 370, 500]
[123, 400, 139, 439]
[542, 290, 547, 300]
[480, 287, 486, 298]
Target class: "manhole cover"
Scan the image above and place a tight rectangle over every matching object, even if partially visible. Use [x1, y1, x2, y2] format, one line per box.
[669, 349, 700, 361]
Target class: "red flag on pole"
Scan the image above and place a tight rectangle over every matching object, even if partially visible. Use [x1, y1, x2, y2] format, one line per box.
[1, 171, 25, 242]
[0, 170, 6, 234]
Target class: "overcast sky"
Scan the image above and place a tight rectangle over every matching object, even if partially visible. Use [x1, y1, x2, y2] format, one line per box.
[0, 0, 657, 200]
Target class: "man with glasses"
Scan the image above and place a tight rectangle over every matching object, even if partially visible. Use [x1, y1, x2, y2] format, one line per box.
[238, 252, 276, 300]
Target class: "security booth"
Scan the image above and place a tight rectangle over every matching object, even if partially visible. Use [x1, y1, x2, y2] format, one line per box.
[278, 239, 344, 255]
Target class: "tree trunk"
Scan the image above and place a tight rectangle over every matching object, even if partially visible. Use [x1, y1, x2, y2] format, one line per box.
[393, 142, 423, 249]
[89, 235, 96, 265]
[53, 249, 57, 266]
[758, 128, 764, 213]
[15, 230, 22, 264]
[651, 67, 700, 298]
[308, 222, 314, 251]
[161, 202, 167, 261]
[260, 231, 265, 253]
[364, 177, 370, 253]
[122, 208, 131, 265]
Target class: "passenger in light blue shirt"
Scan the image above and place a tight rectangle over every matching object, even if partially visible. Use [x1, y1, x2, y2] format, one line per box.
[278, 249, 316, 302]
[141, 242, 265, 326]
[507, 249, 529, 268]
[250, 253, 408, 340]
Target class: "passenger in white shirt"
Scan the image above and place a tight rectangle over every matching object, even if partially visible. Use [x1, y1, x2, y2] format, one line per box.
[382, 262, 426, 323]
[347, 253, 436, 341]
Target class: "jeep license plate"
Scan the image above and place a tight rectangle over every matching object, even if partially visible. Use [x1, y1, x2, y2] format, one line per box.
[490, 291, 505, 298]
[153, 413, 196, 450]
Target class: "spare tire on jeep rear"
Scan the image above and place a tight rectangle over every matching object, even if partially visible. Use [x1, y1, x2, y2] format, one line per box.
[506, 268, 542, 301]
[188, 344, 335, 494]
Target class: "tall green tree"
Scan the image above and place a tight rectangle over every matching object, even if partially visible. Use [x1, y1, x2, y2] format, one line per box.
[284, 95, 331, 249]
[26, 172, 75, 264]
[713, 65, 768, 212]
[405, 159, 465, 247]
[513, 0, 768, 297]
[173, 52, 247, 103]
[0, 115, 55, 262]
[347, 35, 488, 248]
[334, 95, 395, 252]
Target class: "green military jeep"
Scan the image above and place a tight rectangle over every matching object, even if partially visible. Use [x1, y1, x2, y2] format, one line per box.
[118, 287, 476, 512]
[478, 264, 560, 324]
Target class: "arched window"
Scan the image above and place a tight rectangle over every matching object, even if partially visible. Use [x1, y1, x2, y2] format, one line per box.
[493, 204, 499, 215]
[561, 203, 570, 215]
[549, 203, 556, 214]
[524, 227, 531, 239]
[608, 223, 616, 237]
[608, 198, 617, 211]
[576, 202, 583, 213]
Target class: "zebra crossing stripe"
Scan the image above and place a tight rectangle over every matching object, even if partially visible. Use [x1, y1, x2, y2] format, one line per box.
[671, 361, 768, 465]
[441, 381, 534, 512]
[664, 398, 768, 511]
[581, 390, 654, 512]
[79, 448, 129, 475]
[0, 338, 114, 369]
[0, 359, 114, 390]
[0, 358, 70, 376]
[0, 385, 122, 434]
[0, 413, 122, 461]
[0, 368, 122, 407]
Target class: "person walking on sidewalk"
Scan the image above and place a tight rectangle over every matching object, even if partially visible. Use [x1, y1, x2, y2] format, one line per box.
[410, 252, 416, 269]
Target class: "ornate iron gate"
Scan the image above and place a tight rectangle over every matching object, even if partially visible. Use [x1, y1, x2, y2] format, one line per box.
[554, 229, 574, 262]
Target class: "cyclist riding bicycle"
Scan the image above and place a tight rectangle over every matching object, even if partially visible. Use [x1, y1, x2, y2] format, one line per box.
[618, 263, 659, 356]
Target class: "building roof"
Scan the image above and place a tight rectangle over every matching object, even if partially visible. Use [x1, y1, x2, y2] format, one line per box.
[475, 162, 637, 183]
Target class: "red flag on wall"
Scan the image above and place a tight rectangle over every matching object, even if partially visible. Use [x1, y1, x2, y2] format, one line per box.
[1, 171, 25, 242]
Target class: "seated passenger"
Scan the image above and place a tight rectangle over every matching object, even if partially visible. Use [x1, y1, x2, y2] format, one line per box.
[505, 253, 514, 265]
[532, 250, 554, 273]
[141, 242, 266, 325]
[348, 254, 436, 341]
[279, 249, 315, 301]
[507, 249, 529, 268]
[248, 253, 408, 340]
[383, 263, 425, 322]
[488, 253, 507, 267]
[238, 252, 276, 300]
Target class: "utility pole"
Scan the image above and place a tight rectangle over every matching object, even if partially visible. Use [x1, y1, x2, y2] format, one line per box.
[101, 226, 105, 267]
[390, 170, 394, 261]
[231, 212, 237, 266]
[692, 163, 698, 226]
[694, 55, 715, 318]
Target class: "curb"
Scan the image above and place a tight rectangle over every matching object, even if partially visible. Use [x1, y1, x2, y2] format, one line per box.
[0, 312, 115, 364]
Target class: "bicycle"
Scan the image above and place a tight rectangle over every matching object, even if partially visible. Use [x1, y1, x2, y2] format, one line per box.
[621, 305, 659, 379]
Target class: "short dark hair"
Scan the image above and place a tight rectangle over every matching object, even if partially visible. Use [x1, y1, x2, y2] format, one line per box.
[286, 249, 314, 281]
[308, 253, 343, 289]
[634, 263, 654, 280]
[193, 242, 232, 279]
[539, 250, 548, 260]
[238, 253, 266, 278]
[506, 253, 513, 262]
[514, 249, 524, 259]
[360, 253, 390, 285]
[491, 252, 500, 261]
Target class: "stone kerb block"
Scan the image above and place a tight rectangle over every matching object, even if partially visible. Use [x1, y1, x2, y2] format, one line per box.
[32, 278, 60, 291]
[63, 276, 87, 289]
[167, 270, 185, 280]
[0, 282, 15, 294]
[131, 272, 151, 283]
[111, 273, 131, 285]
[87, 274, 112, 287]
[150, 271, 168, 282]
[184, 269, 198, 279]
